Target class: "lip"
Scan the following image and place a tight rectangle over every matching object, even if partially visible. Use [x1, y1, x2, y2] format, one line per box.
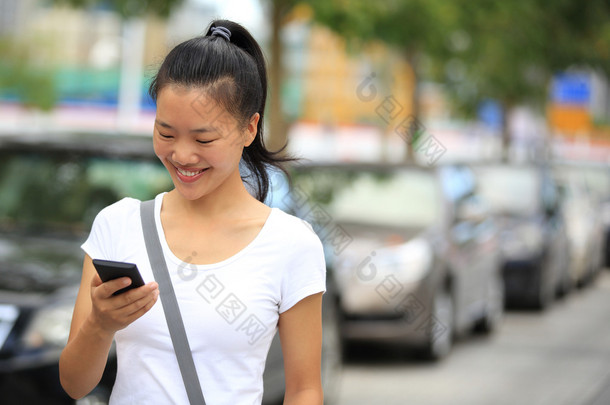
[173, 165, 209, 183]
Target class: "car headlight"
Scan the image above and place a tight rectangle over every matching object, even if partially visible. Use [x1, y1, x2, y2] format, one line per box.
[383, 237, 434, 284]
[338, 237, 434, 313]
[23, 299, 75, 349]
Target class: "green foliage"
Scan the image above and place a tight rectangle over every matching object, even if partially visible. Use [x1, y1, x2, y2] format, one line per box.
[0, 41, 58, 111]
[305, 0, 610, 118]
[50, 0, 184, 19]
[440, 0, 610, 115]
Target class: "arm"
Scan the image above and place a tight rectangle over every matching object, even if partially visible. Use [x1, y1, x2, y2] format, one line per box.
[59, 255, 159, 399]
[278, 292, 324, 405]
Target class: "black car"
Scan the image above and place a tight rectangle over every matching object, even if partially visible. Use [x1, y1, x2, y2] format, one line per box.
[0, 133, 340, 404]
[473, 163, 571, 309]
[290, 162, 504, 360]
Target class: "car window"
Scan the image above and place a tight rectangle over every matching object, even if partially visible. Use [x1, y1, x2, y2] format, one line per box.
[293, 167, 440, 228]
[439, 165, 475, 202]
[0, 151, 172, 236]
[476, 166, 541, 216]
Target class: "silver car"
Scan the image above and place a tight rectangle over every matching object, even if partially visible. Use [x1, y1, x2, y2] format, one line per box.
[291, 163, 504, 360]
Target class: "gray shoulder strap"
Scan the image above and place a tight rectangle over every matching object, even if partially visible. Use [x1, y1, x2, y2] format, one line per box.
[140, 199, 206, 405]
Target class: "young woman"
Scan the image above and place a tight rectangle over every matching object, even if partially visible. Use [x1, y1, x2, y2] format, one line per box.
[59, 20, 326, 405]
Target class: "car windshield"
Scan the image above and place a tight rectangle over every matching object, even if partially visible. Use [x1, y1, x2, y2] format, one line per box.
[476, 166, 541, 216]
[0, 150, 172, 236]
[293, 167, 440, 228]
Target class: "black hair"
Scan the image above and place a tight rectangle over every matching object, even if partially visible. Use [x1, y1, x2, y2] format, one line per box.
[149, 19, 294, 202]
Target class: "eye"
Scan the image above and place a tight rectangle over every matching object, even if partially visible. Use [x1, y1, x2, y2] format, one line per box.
[159, 133, 173, 139]
[196, 139, 214, 144]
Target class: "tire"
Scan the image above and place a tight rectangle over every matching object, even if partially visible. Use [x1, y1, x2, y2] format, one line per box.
[419, 286, 453, 361]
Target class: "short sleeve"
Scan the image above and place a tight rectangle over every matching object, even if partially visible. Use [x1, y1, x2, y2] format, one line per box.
[279, 220, 327, 313]
[81, 206, 113, 260]
[81, 197, 138, 261]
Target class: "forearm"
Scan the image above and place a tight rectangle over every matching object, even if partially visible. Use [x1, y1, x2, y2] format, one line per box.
[59, 316, 115, 399]
[283, 387, 323, 405]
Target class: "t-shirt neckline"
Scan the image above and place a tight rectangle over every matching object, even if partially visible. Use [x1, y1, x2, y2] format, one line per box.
[153, 192, 276, 271]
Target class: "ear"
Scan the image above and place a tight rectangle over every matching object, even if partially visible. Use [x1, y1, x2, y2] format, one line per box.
[244, 113, 260, 147]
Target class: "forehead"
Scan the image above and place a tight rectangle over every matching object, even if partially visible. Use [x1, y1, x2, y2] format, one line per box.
[156, 85, 234, 126]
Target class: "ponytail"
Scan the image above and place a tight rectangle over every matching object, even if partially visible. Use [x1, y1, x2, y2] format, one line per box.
[149, 19, 295, 202]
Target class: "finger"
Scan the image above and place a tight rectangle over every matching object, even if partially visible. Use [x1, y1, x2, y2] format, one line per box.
[97, 277, 132, 298]
[115, 282, 158, 309]
[124, 289, 160, 322]
[127, 290, 159, 323]
[91, 273, 103, 288]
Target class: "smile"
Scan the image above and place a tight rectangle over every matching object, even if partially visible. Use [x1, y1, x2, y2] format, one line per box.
[176, 167, 206, 177]
[173, 165, 209, 183]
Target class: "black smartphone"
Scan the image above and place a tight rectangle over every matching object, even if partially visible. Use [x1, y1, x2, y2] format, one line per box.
[92, 259, 146, 296]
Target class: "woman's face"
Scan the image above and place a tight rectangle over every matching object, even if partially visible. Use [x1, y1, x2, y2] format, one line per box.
[153, 85, 258, 201]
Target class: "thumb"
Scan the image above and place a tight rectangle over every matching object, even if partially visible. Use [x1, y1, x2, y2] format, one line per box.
[91, 272, 103, 288]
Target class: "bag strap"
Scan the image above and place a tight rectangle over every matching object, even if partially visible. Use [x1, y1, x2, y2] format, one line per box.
[140, 199, 206, 405]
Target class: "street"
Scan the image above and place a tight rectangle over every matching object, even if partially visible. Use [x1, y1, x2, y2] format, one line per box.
[335, 270, 610, 405]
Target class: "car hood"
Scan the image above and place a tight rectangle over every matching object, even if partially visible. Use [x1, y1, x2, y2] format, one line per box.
[327, 221, 435, 276]
[0, 232, 83, 294]
[326, 222, 436, 314]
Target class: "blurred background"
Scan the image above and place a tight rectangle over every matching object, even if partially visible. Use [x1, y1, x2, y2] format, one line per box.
[2, 0, 609, 163]
[0, 0, 609, 404]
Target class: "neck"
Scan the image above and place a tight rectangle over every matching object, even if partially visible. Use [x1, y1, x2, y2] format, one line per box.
[167, 170, 258, 220]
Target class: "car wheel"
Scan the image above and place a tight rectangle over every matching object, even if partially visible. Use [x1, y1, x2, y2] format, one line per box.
[419, 286, 453, 361]
[475, 271, 504, 334]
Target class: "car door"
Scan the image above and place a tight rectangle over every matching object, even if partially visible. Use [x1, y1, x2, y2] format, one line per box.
[439, 166, 482, 332]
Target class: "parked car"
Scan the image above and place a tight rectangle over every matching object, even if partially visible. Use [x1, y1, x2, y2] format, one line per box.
[553, 163, 605, 285]
[290, 162, 504, 360]
[0, 133, 341, 405]
[578, 163, 610, 269]
[472, 163, 571, 309]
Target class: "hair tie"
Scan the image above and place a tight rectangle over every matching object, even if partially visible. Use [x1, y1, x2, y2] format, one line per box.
[210, 26, 231, 42]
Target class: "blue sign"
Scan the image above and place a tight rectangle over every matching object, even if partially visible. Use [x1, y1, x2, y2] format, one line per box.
[551, 73, 591, 105]
[477, 99, 503, 130]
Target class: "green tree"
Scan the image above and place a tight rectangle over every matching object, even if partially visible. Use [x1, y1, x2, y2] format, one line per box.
[0, 40, 58, 111]
[307, 0, 610, 161]
[440, 0, 610, 159]
[306, 0, 454, 161]
[52, 0, 183, 19]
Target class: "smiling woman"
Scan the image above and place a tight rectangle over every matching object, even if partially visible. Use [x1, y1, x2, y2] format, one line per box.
[60, 19, 326, 405]
[151, 87, 257, 201]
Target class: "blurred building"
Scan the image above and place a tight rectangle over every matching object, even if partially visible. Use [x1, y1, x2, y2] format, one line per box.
[299, 26, 413, 126]
[281, 7, 416, 162]
[0, 0, 216, 133]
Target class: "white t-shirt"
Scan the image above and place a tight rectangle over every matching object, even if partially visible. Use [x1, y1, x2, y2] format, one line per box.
[81, 193, 326, 405]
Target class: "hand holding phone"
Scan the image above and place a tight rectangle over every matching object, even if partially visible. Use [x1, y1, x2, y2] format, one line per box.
[92, 259, 146, 296]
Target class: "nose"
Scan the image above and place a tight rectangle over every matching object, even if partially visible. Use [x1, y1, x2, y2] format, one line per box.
[171, 139, 199, 166]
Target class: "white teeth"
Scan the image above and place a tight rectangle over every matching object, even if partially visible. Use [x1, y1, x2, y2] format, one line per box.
[177, 167, 205, 177]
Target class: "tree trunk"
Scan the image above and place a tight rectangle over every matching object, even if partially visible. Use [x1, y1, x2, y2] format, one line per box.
[500, 101, 512, 162]
[267, 0, 288, 153]
[404, 50, 420, 163]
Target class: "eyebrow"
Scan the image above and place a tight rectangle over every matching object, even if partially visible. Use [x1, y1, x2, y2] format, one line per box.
[155, 119, 214, 134]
